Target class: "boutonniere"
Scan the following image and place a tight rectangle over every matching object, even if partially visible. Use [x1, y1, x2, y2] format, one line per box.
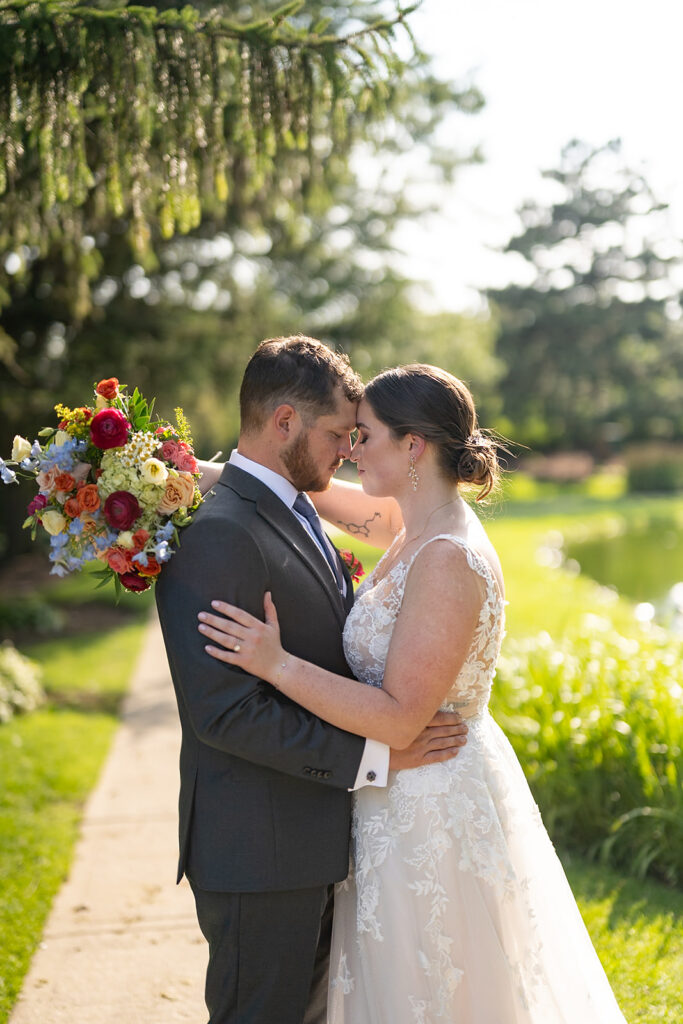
[339, 549, 365, 583]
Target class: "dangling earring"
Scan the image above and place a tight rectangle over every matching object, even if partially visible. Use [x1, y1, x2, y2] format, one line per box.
[408, 454, 419, 491]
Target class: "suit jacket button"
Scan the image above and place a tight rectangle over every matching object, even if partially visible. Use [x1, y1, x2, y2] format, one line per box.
[323, 770, 331, 779]
[304, 766, 312, 774]
[366, 770, 376, 782]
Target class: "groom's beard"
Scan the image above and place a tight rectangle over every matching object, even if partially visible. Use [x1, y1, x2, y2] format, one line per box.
[282, 431, 338, 492]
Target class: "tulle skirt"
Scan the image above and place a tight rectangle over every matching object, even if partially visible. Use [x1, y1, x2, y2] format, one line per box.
[328, 711, 626, 1024]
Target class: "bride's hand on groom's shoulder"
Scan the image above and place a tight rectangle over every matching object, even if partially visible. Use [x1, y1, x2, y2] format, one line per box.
[389, 711, 468, 771]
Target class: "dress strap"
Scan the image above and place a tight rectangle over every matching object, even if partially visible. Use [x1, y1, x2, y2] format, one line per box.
[409, 533, 501, 605]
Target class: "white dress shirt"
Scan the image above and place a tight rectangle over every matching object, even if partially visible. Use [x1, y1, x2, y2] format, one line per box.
[228, 450, 389, 790]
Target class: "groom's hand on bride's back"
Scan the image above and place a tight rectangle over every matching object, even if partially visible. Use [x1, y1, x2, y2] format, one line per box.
[388, 711, 468, 770]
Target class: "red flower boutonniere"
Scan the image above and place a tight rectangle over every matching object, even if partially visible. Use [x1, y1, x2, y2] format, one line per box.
[339, 549, 365, 583]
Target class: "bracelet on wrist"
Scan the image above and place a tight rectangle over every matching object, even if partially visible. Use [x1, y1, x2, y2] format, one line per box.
[273, 654, 290, 690]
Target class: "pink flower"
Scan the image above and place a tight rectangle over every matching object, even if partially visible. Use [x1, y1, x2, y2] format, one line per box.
[36, 466, 59, 492]
[27, 493, 48, 516]
[159, 440, 180, 462]
[175, 450, 198, 473]
[339, 549, 365, 583]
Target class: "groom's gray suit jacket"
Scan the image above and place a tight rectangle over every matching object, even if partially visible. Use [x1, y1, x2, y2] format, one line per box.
[156, 463, 366, 892]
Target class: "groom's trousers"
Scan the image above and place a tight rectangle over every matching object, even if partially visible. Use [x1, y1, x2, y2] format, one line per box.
[191, 882, 333, 1024]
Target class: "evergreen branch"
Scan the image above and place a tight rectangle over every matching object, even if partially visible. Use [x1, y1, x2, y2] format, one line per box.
[0, 0, 421, 51]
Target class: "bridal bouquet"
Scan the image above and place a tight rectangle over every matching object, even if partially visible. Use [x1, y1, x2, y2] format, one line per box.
[1, 377, 203, 594]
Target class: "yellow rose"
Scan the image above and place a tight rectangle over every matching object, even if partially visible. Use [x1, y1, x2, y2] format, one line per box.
[54, 430, 70, 447]
[11, 435, 31, 462]
[117, 531, 135, 549]
[157, 472, 195, 514]
[41, 509, 67, 535]
[141, 458, 169, 485]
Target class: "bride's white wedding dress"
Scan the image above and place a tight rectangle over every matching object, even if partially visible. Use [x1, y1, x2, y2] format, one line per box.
[328, 532, 626, 1023]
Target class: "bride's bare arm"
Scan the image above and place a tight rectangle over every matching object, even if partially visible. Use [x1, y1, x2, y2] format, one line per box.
[197, 460, 224, 495]
[309, 479, 403, 550]
[198, 542, 482, 749]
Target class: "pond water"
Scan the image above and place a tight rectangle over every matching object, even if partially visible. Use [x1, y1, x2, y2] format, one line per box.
[566, 519, 683, 623]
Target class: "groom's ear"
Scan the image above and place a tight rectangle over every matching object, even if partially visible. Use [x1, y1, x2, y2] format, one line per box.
[272, 403, 298, 438]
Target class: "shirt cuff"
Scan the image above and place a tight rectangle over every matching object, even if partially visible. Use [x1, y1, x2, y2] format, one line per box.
[350, 738, 390, 790]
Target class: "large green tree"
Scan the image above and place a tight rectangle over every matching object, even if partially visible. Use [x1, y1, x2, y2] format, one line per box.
[489, 140, 683, 453]
[0, 1, 486, 556]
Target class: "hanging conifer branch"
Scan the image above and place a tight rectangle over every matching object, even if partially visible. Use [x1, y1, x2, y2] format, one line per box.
[0, 0, 420, 316]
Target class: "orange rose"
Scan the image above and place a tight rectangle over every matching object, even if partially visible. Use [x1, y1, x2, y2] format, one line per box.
[106, 548, 133, 574]
[77, 484, 101, 513]
[132, 528, 150, 551]
[54, 472, 76, 492]
[157, 472, 195, 514]
[64, 496, 82, 518]
[139, 557, 161, 577]
[96, 377, 119, 400]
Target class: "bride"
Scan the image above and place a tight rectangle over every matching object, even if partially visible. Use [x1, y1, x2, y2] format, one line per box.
[197, 364, 626, 1023]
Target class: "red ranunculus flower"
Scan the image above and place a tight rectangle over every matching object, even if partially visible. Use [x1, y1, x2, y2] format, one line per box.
[119, 570, 151, 593]
[96, 377, 119, 400]
[90, 408, 130, 450]
[103, 490, 142, 531]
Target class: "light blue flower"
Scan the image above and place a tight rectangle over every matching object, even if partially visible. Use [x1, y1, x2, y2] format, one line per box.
[68, 518, 84, 537]
[31, 440, 42, 458]
[50, 564, 69, 577]
[132, 551, 149, 568]
[155, 521, 175, 542]
[0, 459, 17, 484]
[154, 541, 172, 563]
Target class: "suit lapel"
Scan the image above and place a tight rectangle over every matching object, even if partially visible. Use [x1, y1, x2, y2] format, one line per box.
[219, 464, 347, 627]
[334, 542, 356, 614]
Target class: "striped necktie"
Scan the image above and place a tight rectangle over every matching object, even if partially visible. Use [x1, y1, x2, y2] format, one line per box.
[293, 492, 344, 593]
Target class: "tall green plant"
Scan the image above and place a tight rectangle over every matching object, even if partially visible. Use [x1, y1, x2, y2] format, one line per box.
[493, 622, 683, 885]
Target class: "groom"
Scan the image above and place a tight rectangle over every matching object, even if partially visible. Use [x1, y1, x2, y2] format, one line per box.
[156, 336, 467, 1024]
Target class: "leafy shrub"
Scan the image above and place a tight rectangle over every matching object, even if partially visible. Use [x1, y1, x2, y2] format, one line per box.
[492, 619, 683, 886]
[0, 597, 65, 637]
[0, 643, 45, 723]
[625, 444, 683, 494]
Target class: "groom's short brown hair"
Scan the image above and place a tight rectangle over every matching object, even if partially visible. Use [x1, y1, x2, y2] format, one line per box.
[239, 335, 364, 434]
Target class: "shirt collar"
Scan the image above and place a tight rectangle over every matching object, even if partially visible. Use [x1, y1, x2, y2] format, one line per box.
[228, 449, 298, 510]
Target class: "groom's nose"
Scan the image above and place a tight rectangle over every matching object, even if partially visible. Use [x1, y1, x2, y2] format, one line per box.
[338, 435, 353, 459]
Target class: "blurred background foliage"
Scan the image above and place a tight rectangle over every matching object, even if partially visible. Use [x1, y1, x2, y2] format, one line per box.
[2, 3, 683, 564]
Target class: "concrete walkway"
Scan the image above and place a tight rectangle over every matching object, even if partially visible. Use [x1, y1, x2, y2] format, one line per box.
[10, 615, 207, 1024]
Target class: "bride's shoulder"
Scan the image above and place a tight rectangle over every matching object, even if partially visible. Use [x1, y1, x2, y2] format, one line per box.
[411, 529, 505, 601]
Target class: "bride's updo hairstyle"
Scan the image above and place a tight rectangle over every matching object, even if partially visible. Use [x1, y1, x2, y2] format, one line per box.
[364, 364, 499, 500]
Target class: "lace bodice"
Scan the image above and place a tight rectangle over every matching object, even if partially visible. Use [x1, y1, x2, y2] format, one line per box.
[342, 533, 505, 719]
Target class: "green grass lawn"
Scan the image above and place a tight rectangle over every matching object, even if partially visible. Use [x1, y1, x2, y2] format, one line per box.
[0, 572, 150, 1022]
[565, 855, 683, 1022]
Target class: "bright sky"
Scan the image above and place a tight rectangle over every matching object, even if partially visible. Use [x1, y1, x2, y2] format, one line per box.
[390, 0, 683, 312]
